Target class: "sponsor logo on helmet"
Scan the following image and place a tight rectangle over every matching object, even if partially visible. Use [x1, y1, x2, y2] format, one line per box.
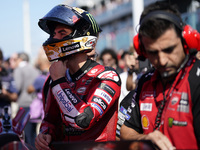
[72, 15, 79, 23]
[61, 42, 81, 52]
[86, 13, 100, 33]
[85, 38, 97, 47]
[73, 7, 85, 14]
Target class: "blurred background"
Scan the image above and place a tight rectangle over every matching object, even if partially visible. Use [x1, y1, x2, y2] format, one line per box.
[0, 0, 200, 62]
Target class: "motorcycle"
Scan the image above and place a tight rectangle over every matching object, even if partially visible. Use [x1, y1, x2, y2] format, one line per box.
[0, 106, 35, 150]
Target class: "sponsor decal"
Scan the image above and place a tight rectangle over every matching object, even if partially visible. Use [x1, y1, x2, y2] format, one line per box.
[120, 106, 127, 115]
[118, 111, 126, 121]
[76, 87, 87, 94]
[168, 117, 187, 127]
[125, 113, 131, 120]
[91, 96, 108, 111]
[90, 69, 98, 74]
[131, 97, 136, 108]
[61, 42, 81, 53]
[73, 7, 85, 14]
[127, 106, 132, 113]
[142, 91, 154, 99]
[72, 15, 79, 23]
[69, 82, 75, 88]
[57, 90, 74, 112]
[85, 38, 97, 47]
[196, 67, 200, 76]
[86, 13, 100, 33]
[171, 96, 179, 105]
[98, 83, 115, 97]
[94, 89, 112, 104]
[75, 68, 92, 81]
[85, 78, 92, 85]
[97, 71, 119, 82]
[140, 103, 152, 111]
[64, 89, 80, 105]
[91, 103, 103, 115]
[141, 115, 149, 129]
[177, 92, 189, 113]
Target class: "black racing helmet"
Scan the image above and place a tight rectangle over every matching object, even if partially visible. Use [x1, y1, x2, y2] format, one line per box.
[38, 4, 102, 62]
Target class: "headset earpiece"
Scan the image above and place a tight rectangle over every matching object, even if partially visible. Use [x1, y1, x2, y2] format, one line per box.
[133, 11, 200, 59]
[182, 25, 200, 53]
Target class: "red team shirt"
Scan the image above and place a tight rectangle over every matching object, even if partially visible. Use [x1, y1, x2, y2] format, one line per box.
[124, 56, 200, 149]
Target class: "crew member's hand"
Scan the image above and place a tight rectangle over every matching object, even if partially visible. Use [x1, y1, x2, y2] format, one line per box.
[35, 133, 52, 150]
[146, 130, 176, 150]
[49, 60, 67, 81]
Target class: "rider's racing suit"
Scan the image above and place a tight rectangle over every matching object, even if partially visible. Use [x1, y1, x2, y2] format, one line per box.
[40, 59, 121, 142]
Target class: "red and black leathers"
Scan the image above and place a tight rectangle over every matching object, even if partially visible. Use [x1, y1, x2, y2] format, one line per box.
[124, 56, 200, 149]
[40, 59, 121, 142]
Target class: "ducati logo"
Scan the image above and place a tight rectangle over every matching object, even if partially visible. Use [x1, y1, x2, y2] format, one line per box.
[98, 71, 119, 82]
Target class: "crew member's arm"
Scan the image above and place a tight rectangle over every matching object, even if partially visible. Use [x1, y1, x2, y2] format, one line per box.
[121, 124, 174, 150]
[120, 89, 175, 150]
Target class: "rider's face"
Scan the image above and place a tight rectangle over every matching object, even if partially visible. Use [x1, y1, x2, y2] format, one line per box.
[53, 24, 73, 40]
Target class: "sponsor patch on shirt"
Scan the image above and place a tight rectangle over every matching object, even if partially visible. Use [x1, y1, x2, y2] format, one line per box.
[141, 115, 149, 129]
[171, 96, 179, 105]
[120, 106, 127, 115]
[140, 103, 152, 111]
[94, 89, 112, 104]
[168, 117, 187, 127]
[141, 91, 154, 99]
[91, 96, 108, 111]
[177, 92, 189, 113]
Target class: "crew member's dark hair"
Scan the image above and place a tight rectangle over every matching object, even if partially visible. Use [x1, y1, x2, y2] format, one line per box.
[139, 1, 182, 40]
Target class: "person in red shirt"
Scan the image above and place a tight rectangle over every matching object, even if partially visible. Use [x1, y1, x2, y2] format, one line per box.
[120, 1, 200, 150]
[35, 4, 121, 150]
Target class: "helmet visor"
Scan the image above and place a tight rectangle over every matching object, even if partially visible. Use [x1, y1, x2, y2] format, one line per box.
[38, 5, 81, 34]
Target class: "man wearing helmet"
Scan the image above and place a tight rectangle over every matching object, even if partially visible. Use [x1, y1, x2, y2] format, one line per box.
[35, 5, 121, 150]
